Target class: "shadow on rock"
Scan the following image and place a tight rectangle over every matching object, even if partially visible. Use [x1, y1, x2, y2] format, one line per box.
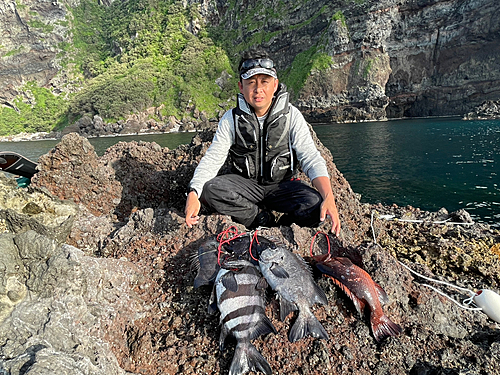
[99, 132, 218, 221]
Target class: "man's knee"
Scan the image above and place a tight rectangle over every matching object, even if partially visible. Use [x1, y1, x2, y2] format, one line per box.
[293, 187, 322, 213]
[276, 186, 322, 227]
[201, 177, 233, 204]
[304, 189, 322, 209]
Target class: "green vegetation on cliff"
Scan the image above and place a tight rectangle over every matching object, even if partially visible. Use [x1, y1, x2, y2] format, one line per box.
[1, 0, 341, 136]
[1, 0, 237, 135]
[208, 2, 334, 100]
[68, 0, 236, 122]
[0, 83, 68, 136]
[281, 47, 333, 98]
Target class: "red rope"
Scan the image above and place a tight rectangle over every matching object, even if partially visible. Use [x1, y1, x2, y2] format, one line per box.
[249, 230, 260, 261]
[216, 226, 246, 266]
[216, 227, 264, 265]
[310, 231, 331, 258]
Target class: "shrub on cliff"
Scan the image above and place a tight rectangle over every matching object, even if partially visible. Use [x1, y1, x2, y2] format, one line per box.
[66, 0, 236, 123]
[0, 82, 69, 136]
[0, 0, 237, 136]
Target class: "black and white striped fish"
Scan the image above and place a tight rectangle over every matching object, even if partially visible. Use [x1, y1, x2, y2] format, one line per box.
[209, 260, 276, 375]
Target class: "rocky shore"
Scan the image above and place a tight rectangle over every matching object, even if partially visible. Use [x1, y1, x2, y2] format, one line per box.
[1, 129, 499, 375]
[0, 103, 230, 143]
[463, 100, 500, 120]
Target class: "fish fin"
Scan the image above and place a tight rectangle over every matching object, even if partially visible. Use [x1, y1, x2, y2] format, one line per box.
[270, 262, 289, 278]
[322, 273, 366, 316]
[219, 325, 229, 351]
[279, 297, 297, 321]
[250, 315, 277, 340]
[189, 249, 201, 272]
[352, 297, 366, 317]
[207, 285, 218, 315]
[312, 282, 328, 305]
[194, 269, 219, 288]
[193, 277, 205, 289]
[256, 276, 268, 291]
[374, 282, 390, 305]
[315, 262, 336, 277]
[221, 272, 238, 292]
[289, 311, 329, 343]
[371, 313, 402, 342]
[294, 252, 313, 273]
[229, 342, 272, 375]
[207, 300, 218, 315]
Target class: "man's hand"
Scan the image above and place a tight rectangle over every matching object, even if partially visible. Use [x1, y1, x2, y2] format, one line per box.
[320, 194, 341, 236]
[313, 176, 341, 236]
[185, 191, 201, 228]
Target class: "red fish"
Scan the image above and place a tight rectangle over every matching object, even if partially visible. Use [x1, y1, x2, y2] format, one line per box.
[314, 254, 402, 342]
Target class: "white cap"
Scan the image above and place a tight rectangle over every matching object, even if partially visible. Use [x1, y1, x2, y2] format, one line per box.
[240, 67, 277, 80]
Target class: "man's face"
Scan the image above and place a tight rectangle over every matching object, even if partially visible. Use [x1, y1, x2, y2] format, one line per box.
[238, 74, 279, 117]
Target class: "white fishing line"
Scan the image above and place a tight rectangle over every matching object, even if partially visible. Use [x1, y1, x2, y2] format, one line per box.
[370, 211, 377, 244]
[370, 211, 500, 322]
[376, 213, 474, 225]
[397, 261, 482, 311]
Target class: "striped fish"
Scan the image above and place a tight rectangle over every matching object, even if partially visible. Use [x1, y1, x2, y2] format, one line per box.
[209, 260, 276, 375]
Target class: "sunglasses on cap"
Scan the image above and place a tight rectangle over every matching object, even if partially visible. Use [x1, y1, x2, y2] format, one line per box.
[240, 58, 275, 71]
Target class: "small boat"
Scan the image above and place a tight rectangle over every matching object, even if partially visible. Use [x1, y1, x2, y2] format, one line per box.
[0, 151, 38, 178]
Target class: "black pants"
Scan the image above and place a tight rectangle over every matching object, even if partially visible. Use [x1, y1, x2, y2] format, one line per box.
[200, 174, 322, 228]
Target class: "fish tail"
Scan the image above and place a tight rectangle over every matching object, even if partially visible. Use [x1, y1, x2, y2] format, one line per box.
[229, 342, 272, 375]
[371, 313, 402, 342]
[289, 311, 329, 343]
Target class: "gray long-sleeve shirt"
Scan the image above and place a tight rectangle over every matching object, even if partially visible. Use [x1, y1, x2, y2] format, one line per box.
[189, 104, 329, 196]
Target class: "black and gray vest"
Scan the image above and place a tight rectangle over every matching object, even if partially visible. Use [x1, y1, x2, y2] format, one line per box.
[230, 84, 297, 185]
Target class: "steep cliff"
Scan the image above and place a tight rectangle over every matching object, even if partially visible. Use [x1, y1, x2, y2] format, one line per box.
[207, 0, 500, 121]
[0, 0, 499, 129]
[0, 0, 234, 136]
[0, 0, 73, 107]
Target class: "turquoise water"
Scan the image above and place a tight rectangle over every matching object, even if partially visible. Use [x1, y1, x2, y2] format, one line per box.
[314, 117, 500, 227]
[1, 119, 499, 226]
[0, 132, 196, 160]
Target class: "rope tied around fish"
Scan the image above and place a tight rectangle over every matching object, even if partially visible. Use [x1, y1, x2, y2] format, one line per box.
[216, 226, 260, 266]
[370, 210, 500, 323]
[310, 231, 331, 258]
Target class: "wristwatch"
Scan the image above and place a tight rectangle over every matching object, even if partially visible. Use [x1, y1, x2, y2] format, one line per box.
[186, 187, 198, 196]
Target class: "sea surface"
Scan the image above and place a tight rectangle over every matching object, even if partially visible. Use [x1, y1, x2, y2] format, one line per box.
[314, 117, 500, 227]
[1, 118, 499, 227]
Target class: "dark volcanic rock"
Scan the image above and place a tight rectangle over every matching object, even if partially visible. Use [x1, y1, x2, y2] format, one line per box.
[32, 133, 122, 217]
[2, 130, 500, 375]
[210, 0, 500, 121]
[99, 131, 212, 220]
[464, 100, 500, 120]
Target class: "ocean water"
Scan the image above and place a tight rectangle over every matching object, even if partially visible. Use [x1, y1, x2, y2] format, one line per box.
[0, 132, 196, 160]
[1, 118, 499, 226]
[313, 117, 500, 227]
